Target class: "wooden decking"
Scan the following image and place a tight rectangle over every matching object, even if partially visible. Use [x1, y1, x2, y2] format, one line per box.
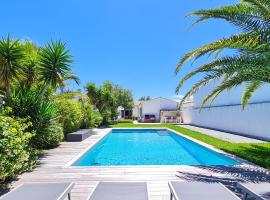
[11, 128, 270, 200]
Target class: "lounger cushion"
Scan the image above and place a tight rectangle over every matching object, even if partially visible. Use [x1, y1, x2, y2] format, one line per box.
[88, 182, 148, 200]
[0, 183, 74, 200]
[169, 182, 240, 200]
[237, 182, 270, 200]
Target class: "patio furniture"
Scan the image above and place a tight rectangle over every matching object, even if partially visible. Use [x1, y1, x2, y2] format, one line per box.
[168, 181, 241, 200]
[88, 182, 148, 200]
[237, 182, 270, 200]
[66, 129, 92, 142]
[0, 182, 74, 200]
[143, 115, 156, 123]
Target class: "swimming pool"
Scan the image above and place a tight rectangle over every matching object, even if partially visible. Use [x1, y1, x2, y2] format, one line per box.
[73, 129, 239, 166]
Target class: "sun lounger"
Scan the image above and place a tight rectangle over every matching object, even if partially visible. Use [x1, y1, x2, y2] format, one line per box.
[0, 182, 74, 200]
[168, 181, 241, 200]
[88, 182, 148, 200]
[237, 182, 270, 200]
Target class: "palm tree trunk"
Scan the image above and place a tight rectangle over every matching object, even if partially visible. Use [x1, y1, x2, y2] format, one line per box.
[5, 82, 11, 103]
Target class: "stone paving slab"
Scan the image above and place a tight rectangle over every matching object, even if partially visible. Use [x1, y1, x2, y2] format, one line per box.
[179, 125, 265, 143]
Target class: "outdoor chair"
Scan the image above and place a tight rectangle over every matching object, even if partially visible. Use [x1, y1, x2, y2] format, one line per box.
[0, 182, 74, 200]
[88, 182, 148, 200]
[168, 181, 241, 200]
[237, 182, 270, 200]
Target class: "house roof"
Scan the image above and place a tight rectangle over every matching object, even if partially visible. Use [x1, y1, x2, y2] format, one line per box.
[148, 97, 179, 103]
[160, 109, 178, 111]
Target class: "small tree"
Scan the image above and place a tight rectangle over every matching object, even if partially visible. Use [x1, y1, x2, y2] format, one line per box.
[20, 41, 39, 88]
[39, 41, 80, 91]
[85, 81, 133, 124]
[0, 35, 24, 102]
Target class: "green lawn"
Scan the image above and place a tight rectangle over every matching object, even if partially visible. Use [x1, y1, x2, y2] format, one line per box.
[110, 123, 270, 169]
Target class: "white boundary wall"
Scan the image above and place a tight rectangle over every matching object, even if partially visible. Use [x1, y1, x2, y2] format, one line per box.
[182, 81, 270, 141]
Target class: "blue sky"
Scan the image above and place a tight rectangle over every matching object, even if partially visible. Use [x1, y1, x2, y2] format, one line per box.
[1, 0, 238, 99]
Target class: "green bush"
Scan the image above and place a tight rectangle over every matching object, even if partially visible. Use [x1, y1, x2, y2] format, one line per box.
[33, 121, 63, 149]
[81, 105, 102, 128]
[100, 109, 112, 125]
[0, 115, 37, 183]
[55, 99, 83, 134]
[10, 87, 63, 149]
[117, 119, 133, 123]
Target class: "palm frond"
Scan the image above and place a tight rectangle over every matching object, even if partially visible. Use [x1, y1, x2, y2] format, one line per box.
[176, 0, 270, 108]
[189, 3, 270, 33]
[66, 73, 81, 85]
[0, 35, 24, 100]
[176, 55, 252, 92]
[178, 73, 222, 108]
[39, 40, 78, 89]
[200, 74, 251, 108]
[243, 0, 270, 15]
[175, 33, 258, 73]
[242, 80, 262, 108]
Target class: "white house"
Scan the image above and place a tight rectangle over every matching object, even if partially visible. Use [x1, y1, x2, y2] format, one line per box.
[182, 80, 270, 141]
[136, 97, 180, 123]
[132, 101, 142, 120]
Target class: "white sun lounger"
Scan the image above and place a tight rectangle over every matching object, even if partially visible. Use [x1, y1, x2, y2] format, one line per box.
[0, 182, 74, 200]
[88, 182, 148, 200]
[237, 182, 270, 200]
[168, 181, 241, 200]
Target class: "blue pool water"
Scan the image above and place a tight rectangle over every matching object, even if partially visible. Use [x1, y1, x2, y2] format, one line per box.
[73, 129, 239, 166]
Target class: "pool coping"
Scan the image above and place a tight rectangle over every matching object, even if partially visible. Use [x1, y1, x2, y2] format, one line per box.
[64, 127, 260, 169]
[64, 128, 112, 167]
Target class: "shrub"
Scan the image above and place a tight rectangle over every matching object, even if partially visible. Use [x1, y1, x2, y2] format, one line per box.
[10, 87, 63, 149]
[117, 119, 133, 123]
[0, 115, 37, 183]
[33, 121, 63, 149]
[55, 99, 83, 134]
[100, 109, 112, 126]
[81, 105, 102, 128]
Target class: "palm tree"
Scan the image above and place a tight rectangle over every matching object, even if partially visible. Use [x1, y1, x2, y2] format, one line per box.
[0, 35, 24, 101]
[39, 41, 80, 90]
[175, 0, 270, 109]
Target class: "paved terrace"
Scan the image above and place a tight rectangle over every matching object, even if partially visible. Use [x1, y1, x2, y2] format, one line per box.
[7, 128, 270, 200]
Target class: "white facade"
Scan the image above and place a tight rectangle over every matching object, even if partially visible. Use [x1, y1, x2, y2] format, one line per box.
[117, 106, 124, 119]
[132, 106, 140, 118]
[182, 80, 270, 141]
[141, 97, 179, 121]
[132, 101, 141, 119]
